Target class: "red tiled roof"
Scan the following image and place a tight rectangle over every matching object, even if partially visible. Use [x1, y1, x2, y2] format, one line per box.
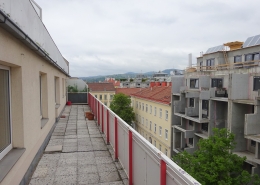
[131, 86, 171, 105]
[87, 83, 116, 91]
[116, 88, 141, 97]
[104, 78, 121, 87]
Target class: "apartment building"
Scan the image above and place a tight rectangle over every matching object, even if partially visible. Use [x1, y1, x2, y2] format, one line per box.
[0, 1, 69, 184]
[172, 34, 260, 175]
[131, 86, 172, 158]
[87, 83, 115, 107]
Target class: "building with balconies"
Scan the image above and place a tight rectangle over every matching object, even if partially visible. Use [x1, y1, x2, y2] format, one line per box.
[172, 34, 260, 175]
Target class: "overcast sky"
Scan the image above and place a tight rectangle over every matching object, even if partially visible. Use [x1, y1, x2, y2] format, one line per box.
[36, 0, 260, 77]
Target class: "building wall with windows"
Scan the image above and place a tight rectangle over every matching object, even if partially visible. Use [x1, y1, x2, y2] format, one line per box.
[172, 35, 260, 175]
[0, 1, 69, 184]
[131, 87, 171, 157]
[87, 83, 116, 107]
[90, 91, 115, 107]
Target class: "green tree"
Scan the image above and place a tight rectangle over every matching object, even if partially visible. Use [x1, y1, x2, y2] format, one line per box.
[110, 93, 135, 125]
[173, 128, 260, 185]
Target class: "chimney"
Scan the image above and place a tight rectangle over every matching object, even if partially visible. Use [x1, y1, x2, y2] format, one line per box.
[188, 53, 192, 67]
[161, 82, 166, 87]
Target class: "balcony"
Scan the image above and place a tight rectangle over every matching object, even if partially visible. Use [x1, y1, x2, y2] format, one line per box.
[29, 93, 200, 185]
[174, 125, 195, 138]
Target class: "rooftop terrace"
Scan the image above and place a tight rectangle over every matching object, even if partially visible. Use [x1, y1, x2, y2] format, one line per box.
[29, 105, 128, 185]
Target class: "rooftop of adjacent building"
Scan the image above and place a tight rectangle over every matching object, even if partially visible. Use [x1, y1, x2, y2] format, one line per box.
[115, 88, 141, 97]
[87, 82, 116, 92]
[131, 86, 172, 105]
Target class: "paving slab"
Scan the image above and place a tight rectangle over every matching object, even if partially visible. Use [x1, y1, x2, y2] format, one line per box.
[45, 145, 62, 153]
[29, 105, 127, 185]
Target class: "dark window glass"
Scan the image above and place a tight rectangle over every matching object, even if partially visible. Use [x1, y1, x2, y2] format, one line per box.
[201, 123, 208, 132]
[189, 120, 193, 127]
[245, 54, 253, 61]
[189, 98, 194, 107]
[211, 79, 223, 88]
[251, 140, 256, 147]
[189, 138, 193, 145]
[253, 77, 260, 91]
[253, 53, 259, 60]
[234, 55, 242, 63]
[190, 79, 199, 89]
[206, 59, 215, 66]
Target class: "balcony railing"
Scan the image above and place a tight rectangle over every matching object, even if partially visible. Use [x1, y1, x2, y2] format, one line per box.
[88, 93, 200, 185]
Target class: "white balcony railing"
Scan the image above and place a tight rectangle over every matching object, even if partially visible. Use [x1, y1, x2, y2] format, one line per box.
[88, 93, 200, 185]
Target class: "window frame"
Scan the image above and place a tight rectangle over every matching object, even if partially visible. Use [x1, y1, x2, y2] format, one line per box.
[190, 78, 199, 89]
[189, 98, 194, 107]
[0, 65, 12, 161]
[159, 108, 162, 118]
[150, 105, 152, 114]
[211, 78, 223, 88]
[165, 110, 168, 120]
[159, 126, 162, 136]
[234, 55, 242, 63]
[253, 76, 260, 91]
[154, 123, 156, 133]
[165, 129, 168, 140]
[154, 107, 157, 116]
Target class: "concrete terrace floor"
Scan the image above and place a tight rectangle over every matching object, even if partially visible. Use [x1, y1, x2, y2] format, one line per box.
[29, 105, 128, 185]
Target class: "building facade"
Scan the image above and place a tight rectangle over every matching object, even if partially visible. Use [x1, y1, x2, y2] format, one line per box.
[171, 35, 260, 175]
[0, 1, 69, 184]
[131, 86, 172, 158]
[87, 83, 116, 107]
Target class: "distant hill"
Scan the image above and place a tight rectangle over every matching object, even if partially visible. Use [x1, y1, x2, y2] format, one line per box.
[80, 68, 182, 82]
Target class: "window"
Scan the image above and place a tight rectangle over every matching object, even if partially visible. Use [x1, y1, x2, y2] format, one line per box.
[190, 79, 199, 89]
[165, 149, 168, 156]
[136, 101, 138, 108]
[189, 98, 194, 107]
[150, 105, 152, 114]
[165, 110, 168, 120]
[251, 140, 256, 147]
[189, 138, 193, 146]
[142, 103, 144, 111]
[110, 94, 114, 100]
[159, 144, 161, 151]
[211, 78, 223, 88]
[253, 77, 260, 91]
[159, 108, 162, 118]
[154, 107, 157, 116]
[0, 66, 12, 160]
[139, 115, 141, 123]
[95, 95, 97, 98]
[104, 95, 107, 100]
[62, 78, 65, 98]
[142, 117, 144, 125]
[159, 126, 162, 136]
[206, 58, 215, 68]
[132, 100, 134, 107]
[154, 123, 157, 133]
[104, 102, 107, 106]
[201, 123, 208, 132]
[146, 119, 148, 127]
[146, 104, 148, 112]
[139, 102, 141, 109]
[234, 55, 242, 63]
[54, 77, 60, 105]
[136, 114, 138, 120]
[165, 129, 168, 140]
[189, 120, 193, 128]
[154, 140, 156, 147]
[99, 94, 102, 100]
[40, 72, 48, 119]
[150, 121, 152, 130]
[245, 53, 260, 61]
